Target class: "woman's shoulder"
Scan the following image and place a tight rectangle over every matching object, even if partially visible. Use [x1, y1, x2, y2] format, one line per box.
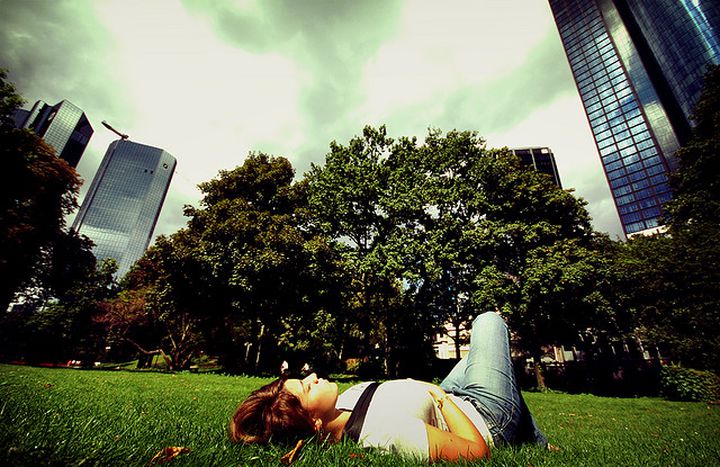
[336, 379, 433, 411]
[336, 381, 376, 411]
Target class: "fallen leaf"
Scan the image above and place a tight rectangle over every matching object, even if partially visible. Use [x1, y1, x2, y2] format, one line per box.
[43, 383, 53, 389]
[280, 439, 304, 465]
[150, 446, 190, 464]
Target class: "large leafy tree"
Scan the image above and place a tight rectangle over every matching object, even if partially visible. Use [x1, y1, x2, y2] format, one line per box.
[620, 65, 720, 372]
[664, 64, 720, 228]
[305, 127, 402, 373]
[307, 127, 610, 382]
[97, 233, 203, 370]
[412, 131, 608, 386]
[0, 253, 116, 364]
[181, 154, 343, 373]
[0, 69, 82, 311]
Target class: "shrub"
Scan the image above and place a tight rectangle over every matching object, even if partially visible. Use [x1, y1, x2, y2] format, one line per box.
[660, 364, 720, 402]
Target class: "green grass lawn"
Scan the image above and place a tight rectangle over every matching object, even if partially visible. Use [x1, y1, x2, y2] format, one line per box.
[0, 364, 718, 466]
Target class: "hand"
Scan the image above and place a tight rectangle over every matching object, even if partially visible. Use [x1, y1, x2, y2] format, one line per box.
[413, 380, 447, 399]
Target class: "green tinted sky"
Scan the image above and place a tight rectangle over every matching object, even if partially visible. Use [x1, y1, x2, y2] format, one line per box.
[0, 0, 624, 239]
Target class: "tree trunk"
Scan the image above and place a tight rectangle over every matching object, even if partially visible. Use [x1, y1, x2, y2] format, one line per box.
[454, 319, 462, 362]
[254, 324, 265, 370]
[533, 349, 547, 390]
[126, 338, 174, 370]
[338, 320, 346, 363]
[246, 320, 259, 369]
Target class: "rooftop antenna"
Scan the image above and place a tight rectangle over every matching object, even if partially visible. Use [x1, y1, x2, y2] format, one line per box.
[101, 120, 129, 140]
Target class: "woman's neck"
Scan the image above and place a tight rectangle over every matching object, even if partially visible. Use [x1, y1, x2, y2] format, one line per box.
[322, 409, 352, 442]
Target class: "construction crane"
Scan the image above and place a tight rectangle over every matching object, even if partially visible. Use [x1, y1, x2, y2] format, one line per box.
[101, 120, 129, 140]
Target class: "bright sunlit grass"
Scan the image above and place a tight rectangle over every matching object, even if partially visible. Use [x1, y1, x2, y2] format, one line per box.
[0, 364, 718, 466]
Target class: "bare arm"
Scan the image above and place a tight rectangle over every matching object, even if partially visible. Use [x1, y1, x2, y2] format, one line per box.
[425, 387, 490, 462]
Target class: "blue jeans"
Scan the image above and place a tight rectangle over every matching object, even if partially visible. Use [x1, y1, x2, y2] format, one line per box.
[440, 312, 547, 446]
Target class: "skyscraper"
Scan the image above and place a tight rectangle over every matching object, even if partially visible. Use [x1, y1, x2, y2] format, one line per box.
[549, 0, 720, 236]
[14, 100, 94, 168]
[72, 139, 176, 278]
[511, 147, 563, 187]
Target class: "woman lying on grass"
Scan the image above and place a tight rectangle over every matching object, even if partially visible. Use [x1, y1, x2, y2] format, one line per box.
[229, 311, 548, 462]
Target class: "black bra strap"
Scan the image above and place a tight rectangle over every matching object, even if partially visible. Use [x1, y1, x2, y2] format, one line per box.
[343, 382, 380, 442]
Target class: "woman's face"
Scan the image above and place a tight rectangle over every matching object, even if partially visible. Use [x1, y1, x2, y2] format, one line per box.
[284, 373, 338, 420]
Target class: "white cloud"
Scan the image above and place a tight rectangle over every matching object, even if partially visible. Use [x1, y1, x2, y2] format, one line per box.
[361, 0, 551, 119]
[94, 0, 302, 184]
[12, 0, 624, 242]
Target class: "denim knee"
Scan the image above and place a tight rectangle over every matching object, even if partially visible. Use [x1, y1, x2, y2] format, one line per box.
[472, 311, 506, 330]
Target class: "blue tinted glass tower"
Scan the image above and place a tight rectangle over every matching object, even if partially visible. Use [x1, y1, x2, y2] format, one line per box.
[549, 0, 720, 236]
[72, 139, 176, 277]
[14, 100, 94, 168]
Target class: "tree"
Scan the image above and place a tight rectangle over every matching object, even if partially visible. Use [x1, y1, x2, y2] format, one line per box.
[412, 131, 606, 387]
[97, 234, 202, 370]
[306, 127, 609, 383]
[180, 154, 343, 373]
[0, 69, 81, 311]
[664, 64, 720, 228]
[305, 126, 402, 373]
[616, 233, 719, 372]
[619, 65, 720, 373]
[0, 256, 117, 364]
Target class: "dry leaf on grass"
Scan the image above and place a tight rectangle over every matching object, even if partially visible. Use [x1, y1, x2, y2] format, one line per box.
[150, 446, 191, 464]
[280, 439, 304, 465]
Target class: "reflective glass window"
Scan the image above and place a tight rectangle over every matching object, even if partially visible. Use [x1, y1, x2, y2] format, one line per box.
[608, 167, 627, 180]
[629, 170, 648, 182]
[617, 193, 635, 205]
[606, 160, 623, 171]
[622, 212, 642, 223]
[610, 176, 629, 188]
[600, 143, 618, 156]
[646, 163, 665, 175]
[613, 184, 632, 196]
[650, 173, 667, 185]
[642, 206, 661, 218]
[645, 218, 659, 228]
[602, 150, 620, 163]
[626, 221, 645, 233]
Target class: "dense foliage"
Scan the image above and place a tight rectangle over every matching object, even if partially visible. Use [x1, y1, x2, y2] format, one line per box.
[106, 154, 345, 373]
[0, 70, 116, 363]
[618, 65, 720, 373]
[0, 69, 83, 312]
[305, 127, 614, 381]
[659, 364, 720, 402]
[2, 65, 718, 388]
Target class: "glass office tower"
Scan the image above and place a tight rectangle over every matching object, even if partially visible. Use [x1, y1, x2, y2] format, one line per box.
[72, 139, 176, 278]
[511, 147, 563, 187]
[15, 100, 94, 168]
[549, 0, 720, 236]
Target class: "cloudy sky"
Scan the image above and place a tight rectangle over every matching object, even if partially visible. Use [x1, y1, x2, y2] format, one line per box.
[1, 0, 625, 240]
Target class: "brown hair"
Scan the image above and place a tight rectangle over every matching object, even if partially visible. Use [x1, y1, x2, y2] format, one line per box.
[228, 378, 317, 445]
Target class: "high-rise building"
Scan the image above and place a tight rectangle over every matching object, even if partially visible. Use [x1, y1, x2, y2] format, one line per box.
[549, 0, 720, 236]
[14, 100, 94, 168]
[72, 139, 176, 278]
[511, 147, 563, 187]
